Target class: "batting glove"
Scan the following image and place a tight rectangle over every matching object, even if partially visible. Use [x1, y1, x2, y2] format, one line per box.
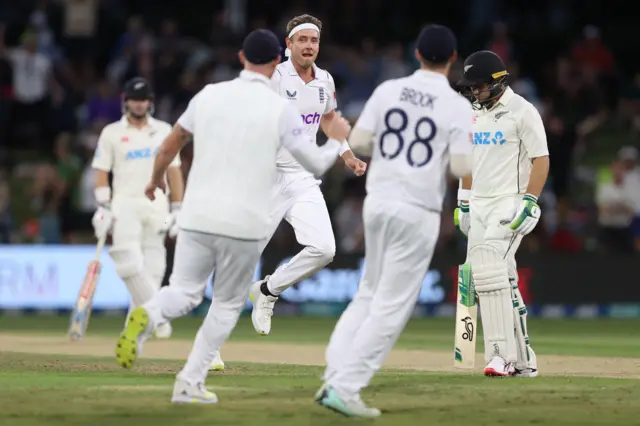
[454, 202, 471, 237]
[504, 194, 541, 236]
[162, 202, 181, 238]
[91, 204, 114, 239]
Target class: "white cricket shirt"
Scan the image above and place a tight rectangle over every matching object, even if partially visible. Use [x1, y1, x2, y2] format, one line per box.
[92, 116, 180, 199]
[471, 87, 549, 198]
[355, 69, 474, 212]
[176, 70, 341, 240]
[271, 59, 337, 175]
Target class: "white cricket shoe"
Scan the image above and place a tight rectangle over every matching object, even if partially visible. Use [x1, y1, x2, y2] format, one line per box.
[249, 276, 278, 335]
[514, 347, 538, 377]
[483, 356, 515, 377]
[315, 385, 381, 418]
[209, 350, 225, 371]
[171, 379, 218, 404]
[154, 322, 172, 339]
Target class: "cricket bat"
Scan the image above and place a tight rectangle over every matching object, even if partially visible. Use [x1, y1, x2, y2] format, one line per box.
[68, 233, 107, 341]
[453, 263, 478, 369]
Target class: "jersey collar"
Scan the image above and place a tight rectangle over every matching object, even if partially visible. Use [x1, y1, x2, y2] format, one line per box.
[413, 69, 448, 83]
[239, 70, 271, 85]
[285, 58, 318, 80]
[120, 115, 159, 129]
[497, 87, 515, 106]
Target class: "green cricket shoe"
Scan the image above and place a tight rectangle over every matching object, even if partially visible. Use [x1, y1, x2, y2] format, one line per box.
[116, 307, 149, 369]
[314, 385, 381, 418]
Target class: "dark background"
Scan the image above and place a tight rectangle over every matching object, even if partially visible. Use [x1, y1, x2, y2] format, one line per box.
[1, 0, 639, 307]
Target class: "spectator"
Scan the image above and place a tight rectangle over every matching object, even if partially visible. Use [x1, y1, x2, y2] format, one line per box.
[30, 163, 64, 243]
[334, 179, 365, 254]
[86, 79, 121, 125]
[596, 161, 638, 252]
[53, 132, 82, 240]
[377, 42, 411, 84]
[4, 30, 61, 148]
[571, 25, 615, 76]
[486, 21, 513, 66]
[0, 172, 12, 243]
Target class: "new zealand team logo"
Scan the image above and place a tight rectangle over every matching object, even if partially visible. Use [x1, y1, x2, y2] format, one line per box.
[286, 90, 297, 99]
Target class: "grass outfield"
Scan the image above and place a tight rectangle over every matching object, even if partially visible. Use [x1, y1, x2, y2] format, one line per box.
[3, 315, 640, 357]
[1, 316, 639, 425]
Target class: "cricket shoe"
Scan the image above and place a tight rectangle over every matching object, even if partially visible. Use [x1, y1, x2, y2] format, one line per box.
[171, 379, 218, 404]
[154, 322, 172, 339]
[249, 276, 278, 335]
[514, 368, 538, 378]
[209, 350, 225, 371]
[483, 356, 516, 377]
[116, 307, 150, 369]
[315, 385, 381, 418]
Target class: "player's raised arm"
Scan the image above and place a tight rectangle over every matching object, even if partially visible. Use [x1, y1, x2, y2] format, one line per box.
[279, 102, 345, 176]
[519, 104, 550, 198]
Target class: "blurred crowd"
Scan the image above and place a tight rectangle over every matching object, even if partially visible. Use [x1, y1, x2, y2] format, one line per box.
[0, 0, 639, 255]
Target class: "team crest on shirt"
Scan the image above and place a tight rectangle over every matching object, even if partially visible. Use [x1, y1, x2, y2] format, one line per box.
[286, 90, 297, 99]
[318, 87, 325, 104]
[493, 111, 509, 122]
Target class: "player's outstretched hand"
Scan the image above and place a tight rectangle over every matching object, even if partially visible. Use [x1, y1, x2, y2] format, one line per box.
[501, 194, 541, 236]
[345, 157, 367, 176]
[326, 111, 351, 141]
[145, 180, 166, 201]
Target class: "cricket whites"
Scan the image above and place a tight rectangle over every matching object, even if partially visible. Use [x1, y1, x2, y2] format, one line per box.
[68, 233, 107, 341]
[453, 263, 478, 368]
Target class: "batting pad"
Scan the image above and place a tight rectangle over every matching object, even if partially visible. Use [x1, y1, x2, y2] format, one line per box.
[469, 244, 517, 363]
[110, 244, 156, 307]
[511, 278, 537, 369]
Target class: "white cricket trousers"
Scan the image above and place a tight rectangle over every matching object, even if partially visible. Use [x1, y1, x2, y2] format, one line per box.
[143, 229, 261, 385]
[325, 196, 440, 398]
[261, 172, 335, 295]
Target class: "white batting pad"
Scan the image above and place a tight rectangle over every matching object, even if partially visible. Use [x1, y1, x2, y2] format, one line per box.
[469, 244, 517, 363]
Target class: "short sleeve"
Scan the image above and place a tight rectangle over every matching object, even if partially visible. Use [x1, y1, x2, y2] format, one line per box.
[519, 103, 549, 159]
[91, 128, 114, 172]
[324, 72, 337, 114]
[270, 68, 282, 93]
[354, 82, 388, 133]
[448, 96, 474, 156]
[177, 90, 201, 133]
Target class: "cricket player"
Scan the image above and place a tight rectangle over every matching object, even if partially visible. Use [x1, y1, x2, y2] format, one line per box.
[114, 29, 351, 404]
[246, 14, 367, 338]
[91, 77, 183, 339]
[316, 25, 473, 417]
[455, 50, 549, 377]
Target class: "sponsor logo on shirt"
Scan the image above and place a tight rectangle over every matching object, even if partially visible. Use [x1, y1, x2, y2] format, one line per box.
[125, 146, 158, 160]
[473, 131, 507, 145]
[302, 112, 321, 125]
[286, 90, 297, 99]
[318, 87, 325, 104]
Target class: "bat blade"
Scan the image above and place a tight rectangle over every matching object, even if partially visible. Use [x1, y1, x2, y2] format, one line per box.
[68, 260, 101, 341]
[453, 264, 478, 369]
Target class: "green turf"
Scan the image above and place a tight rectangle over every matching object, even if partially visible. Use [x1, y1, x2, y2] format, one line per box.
[2, 315, 640, 357]
[0, 352, 638, 426]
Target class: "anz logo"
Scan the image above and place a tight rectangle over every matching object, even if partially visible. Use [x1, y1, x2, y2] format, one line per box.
[126, 146, 158, 160]
[473, 131, 507, 145]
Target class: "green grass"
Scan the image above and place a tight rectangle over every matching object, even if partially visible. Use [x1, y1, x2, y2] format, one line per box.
[1, 352, 639, 426]
[3, 315, 640, 357]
